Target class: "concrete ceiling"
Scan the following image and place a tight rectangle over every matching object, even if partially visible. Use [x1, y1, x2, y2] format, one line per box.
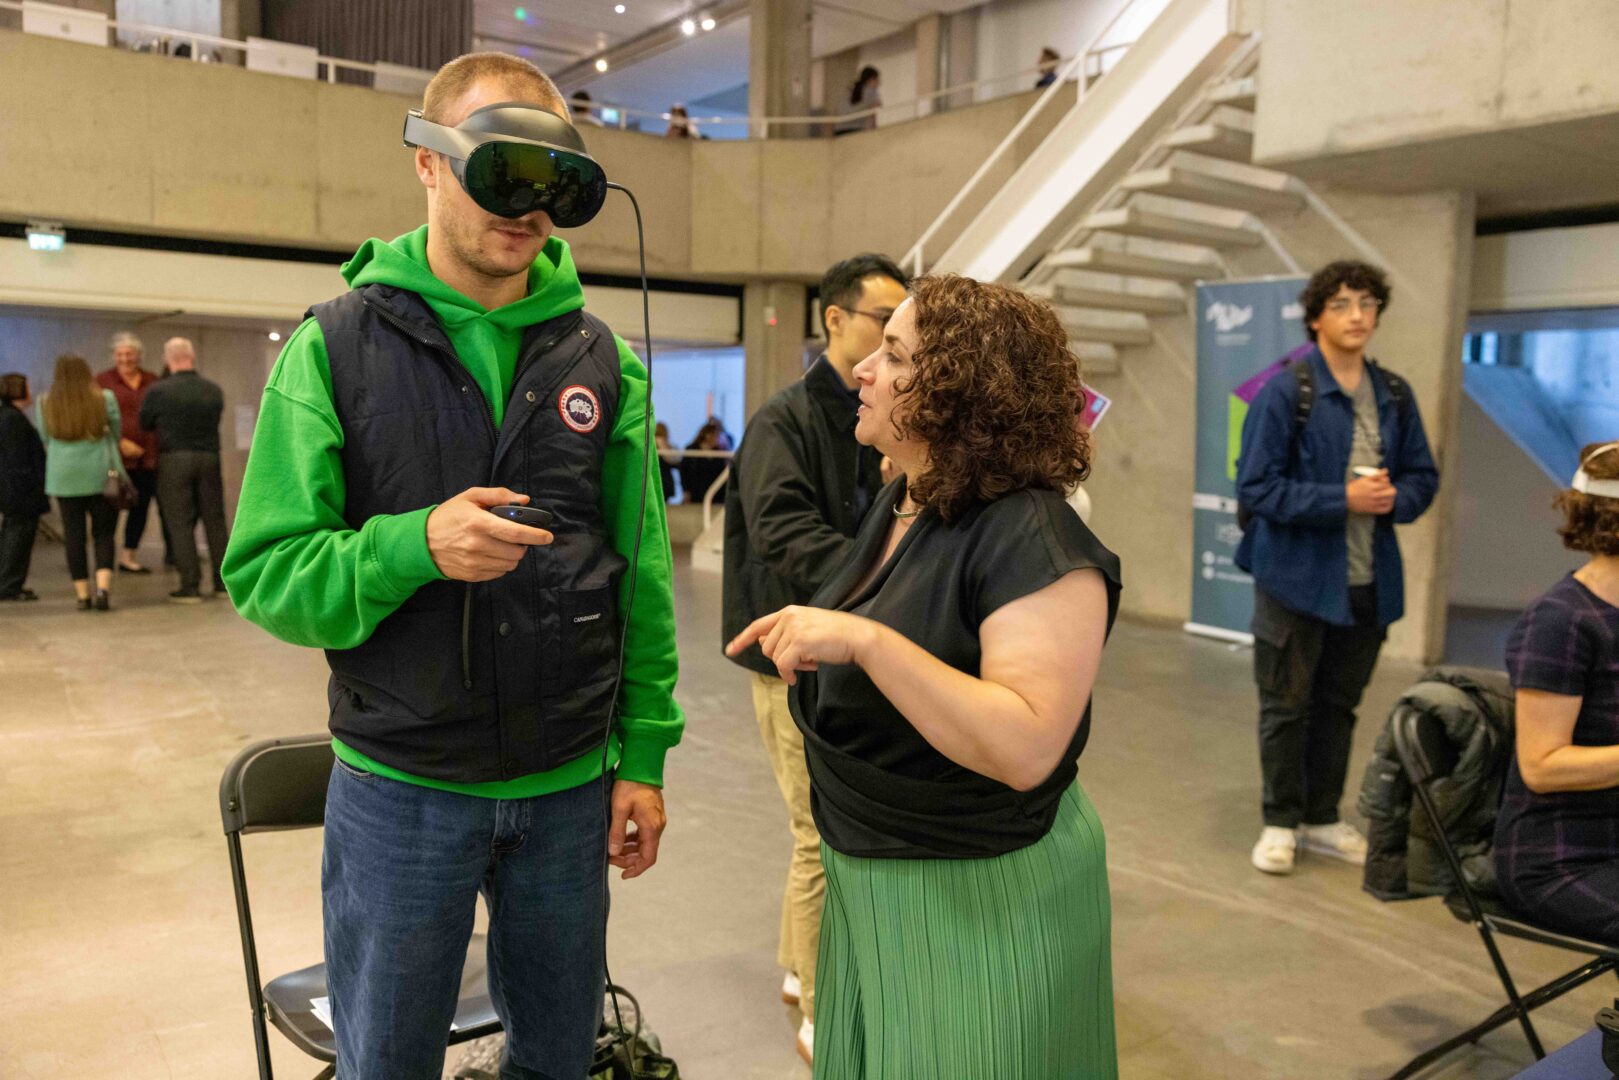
[473, 0, 702, 65]
[577, 16, 752, 121]
[1262, 112, 1619, 221]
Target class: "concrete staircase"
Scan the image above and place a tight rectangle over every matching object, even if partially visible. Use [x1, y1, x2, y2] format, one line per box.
[1013, 40, 1316, 370]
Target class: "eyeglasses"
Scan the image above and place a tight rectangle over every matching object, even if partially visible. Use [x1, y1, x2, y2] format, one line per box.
[841, 308, 893, 325]
[1325, 298, 1383, 314]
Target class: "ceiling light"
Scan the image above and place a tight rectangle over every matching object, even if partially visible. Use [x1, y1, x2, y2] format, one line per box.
[614, 3, 625, 11]
[680, 18, 696, 34]
[595, 58, 609, 72]
[699, 15, 716, 30]
[25, 221, 65, 252]
[268, 331, 282, 342]
[513, 6, 527, 21]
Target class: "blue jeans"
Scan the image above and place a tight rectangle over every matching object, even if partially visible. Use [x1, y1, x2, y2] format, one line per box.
[323, 761, 609, 1080]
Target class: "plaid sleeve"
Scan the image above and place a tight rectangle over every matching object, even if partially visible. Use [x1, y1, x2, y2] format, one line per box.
[1505, 591, 1592, 698]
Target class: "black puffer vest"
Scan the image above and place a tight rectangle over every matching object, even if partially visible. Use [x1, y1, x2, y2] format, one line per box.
[312, 283, 626, 782]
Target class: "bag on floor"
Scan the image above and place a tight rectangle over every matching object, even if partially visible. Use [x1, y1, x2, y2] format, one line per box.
[450, 984, 680, 1080]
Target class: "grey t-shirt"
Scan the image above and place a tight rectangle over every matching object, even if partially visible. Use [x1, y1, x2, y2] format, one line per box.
[1346, 373, 1382, 586]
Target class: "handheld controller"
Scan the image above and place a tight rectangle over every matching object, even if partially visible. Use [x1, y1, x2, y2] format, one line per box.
[488, 504, 554, 528]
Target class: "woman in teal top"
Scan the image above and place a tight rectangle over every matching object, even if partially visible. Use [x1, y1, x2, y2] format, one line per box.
[38, 354, 129, 610]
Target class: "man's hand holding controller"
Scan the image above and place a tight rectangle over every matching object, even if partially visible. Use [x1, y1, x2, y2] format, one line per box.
[1347, 466, 1396, 515]
[426, 487, 554, 581]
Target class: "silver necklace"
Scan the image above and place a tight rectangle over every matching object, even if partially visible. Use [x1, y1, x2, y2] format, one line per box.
[892, 502, 922, 519]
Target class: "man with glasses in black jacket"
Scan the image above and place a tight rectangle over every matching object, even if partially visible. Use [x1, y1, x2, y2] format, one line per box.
[721, 252, 908, 1064]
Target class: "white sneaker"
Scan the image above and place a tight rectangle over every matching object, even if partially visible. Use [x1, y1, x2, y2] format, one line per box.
[1251, 826, 1298, 874]
[781, 970, 801, 1005]
[1300, 822, 1368, 865]
[796, 1017, 814, 1065]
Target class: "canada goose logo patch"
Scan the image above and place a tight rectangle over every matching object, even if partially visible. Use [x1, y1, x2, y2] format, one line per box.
[558, 385, 601, 433]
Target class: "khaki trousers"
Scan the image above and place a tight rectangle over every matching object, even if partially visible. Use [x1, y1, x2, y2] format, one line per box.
[751, 671, 824, 1020]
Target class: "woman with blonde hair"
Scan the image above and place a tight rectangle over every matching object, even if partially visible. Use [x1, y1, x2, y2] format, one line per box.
[39, 354, 129, 610]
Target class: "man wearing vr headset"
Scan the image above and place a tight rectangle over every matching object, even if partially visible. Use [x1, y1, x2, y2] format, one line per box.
[223, 52, 681, 1080]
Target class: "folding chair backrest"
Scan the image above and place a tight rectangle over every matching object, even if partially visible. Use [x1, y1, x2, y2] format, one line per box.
[219, 735, 335, 836]
[1389, 705, 1493, 917]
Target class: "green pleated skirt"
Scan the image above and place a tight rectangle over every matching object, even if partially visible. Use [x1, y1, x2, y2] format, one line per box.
[812, 782, 1117, 1080]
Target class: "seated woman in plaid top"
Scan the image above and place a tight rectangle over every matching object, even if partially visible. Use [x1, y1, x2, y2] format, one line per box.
[1494, 441, 1619, 945]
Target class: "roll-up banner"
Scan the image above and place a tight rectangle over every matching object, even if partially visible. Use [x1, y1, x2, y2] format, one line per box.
[1187, 277, 1309, 644]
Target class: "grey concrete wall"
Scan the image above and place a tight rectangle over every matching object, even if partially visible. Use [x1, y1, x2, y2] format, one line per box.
[690, 89, 1060, 280]
[1, 29, 1050, 283]
[1252, 0, 1619, 216]
[0, 31, 692, 278]
[1081, 188, 1475, 663]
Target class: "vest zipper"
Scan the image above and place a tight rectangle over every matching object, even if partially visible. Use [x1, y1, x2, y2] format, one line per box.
[363, 298, 498, 695]
[362, 298, 593, 711]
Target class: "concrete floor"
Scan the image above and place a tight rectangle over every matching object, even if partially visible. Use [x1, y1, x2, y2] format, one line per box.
[1, 541, 1612, 1080]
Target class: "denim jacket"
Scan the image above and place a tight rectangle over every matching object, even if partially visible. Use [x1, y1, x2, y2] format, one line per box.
[1234, 347, 1438, 627]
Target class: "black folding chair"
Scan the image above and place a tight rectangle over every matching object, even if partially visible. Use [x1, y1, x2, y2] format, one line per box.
[220, 735, 502, 1079]
[1385, 704, 1619, 1079]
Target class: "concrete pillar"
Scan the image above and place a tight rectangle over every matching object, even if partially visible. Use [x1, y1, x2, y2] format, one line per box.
[820, 49, 861, 129]
[914, 14, 941, 118]
[748, 0, 813, 139]
[941, 8, 978, 111]
[743, 281, 810, 418]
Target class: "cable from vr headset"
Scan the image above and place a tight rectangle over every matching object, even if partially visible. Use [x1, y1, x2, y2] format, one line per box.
[596, 178, 653, 1055]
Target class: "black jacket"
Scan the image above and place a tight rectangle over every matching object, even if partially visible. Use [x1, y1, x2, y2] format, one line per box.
[722, 356, 882, 674]
[1358, 667, 1514, 900]
[310, 284, 628, 783]
[139, 370, 224, 454]
[0, 402, 49, 518]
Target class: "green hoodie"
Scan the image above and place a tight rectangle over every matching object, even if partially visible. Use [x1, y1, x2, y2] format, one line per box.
[222, 226, 682, 797]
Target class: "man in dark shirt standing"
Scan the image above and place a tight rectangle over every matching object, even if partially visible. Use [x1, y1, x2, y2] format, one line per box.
[95, 331, 163, 574]
[721, 252, 908, 1063]
[140, 337, 229, 603]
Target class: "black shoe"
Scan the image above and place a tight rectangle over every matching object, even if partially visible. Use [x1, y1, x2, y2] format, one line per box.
[168, 589, 204, 605]
[77, 597, 93, 611]
[93, 590, 111, 612]
[0, 589, 38, 602]
[118, 562, 152, 575]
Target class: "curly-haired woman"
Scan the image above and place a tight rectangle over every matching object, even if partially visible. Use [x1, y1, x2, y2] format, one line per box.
[728, 275, 1121, 1078]
[1493, 441, 1619, 945]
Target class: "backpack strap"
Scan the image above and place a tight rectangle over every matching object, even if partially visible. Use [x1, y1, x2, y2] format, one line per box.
[1289, 358, 1315, 435]
[1368, 359, 1411, 424]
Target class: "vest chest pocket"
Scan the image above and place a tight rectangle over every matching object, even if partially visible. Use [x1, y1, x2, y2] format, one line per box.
[551, 584, 620, 697]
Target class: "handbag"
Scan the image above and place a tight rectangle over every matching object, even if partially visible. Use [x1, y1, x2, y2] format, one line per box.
[102, 439, 137, 511]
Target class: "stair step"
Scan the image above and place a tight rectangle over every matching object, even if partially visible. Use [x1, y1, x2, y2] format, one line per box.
[1072, 341, 1120, 373]
[1120, 154, 1304, 213]
[1207, 76, 1256, 110]
[1030, 279, 1187, 315]
[1084, 200, 1263, 248]
[1164, 120, 1254, 161]
[1056, 309, 1153, 347]
[1046, 246, 1223, 282]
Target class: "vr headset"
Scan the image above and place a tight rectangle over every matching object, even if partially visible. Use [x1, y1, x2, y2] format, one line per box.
[1573, 443, 1619, 499]
[403, 102, 608, 227]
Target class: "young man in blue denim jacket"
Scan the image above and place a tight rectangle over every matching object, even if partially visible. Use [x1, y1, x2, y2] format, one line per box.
[1235, 260, 1439, 875]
